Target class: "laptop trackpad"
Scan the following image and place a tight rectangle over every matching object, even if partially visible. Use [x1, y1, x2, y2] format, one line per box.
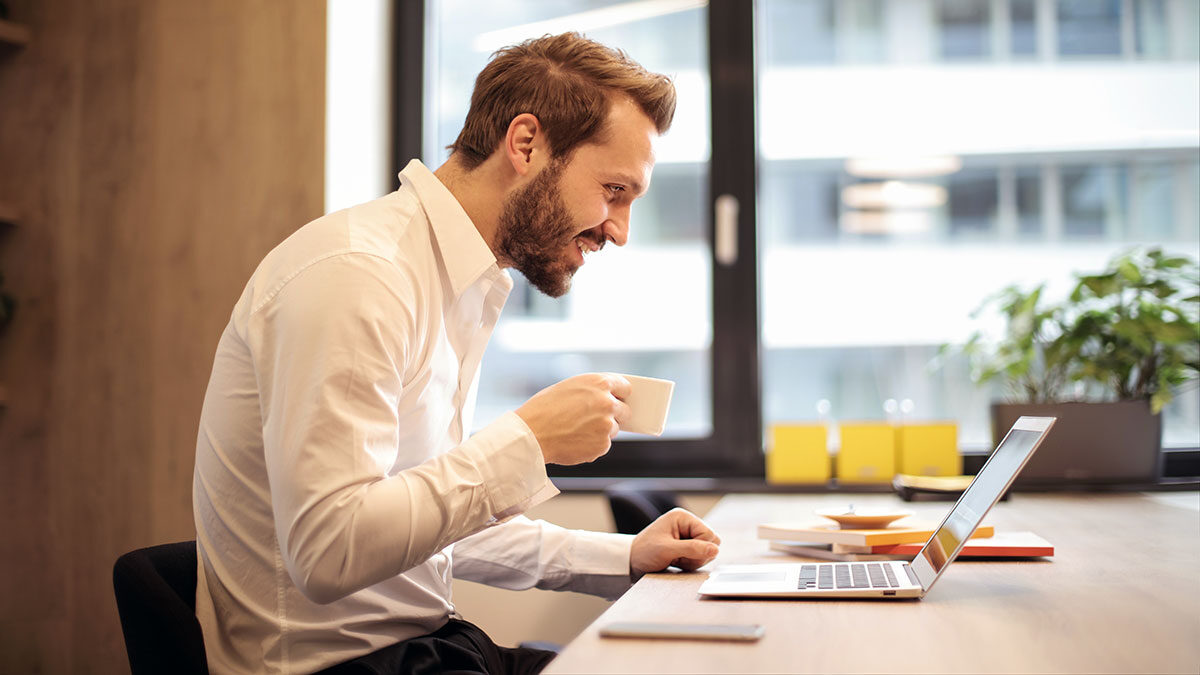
[714, 572, 787, 584]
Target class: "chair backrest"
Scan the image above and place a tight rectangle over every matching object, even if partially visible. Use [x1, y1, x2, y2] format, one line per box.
[604, 481, 679, 535]
[112, 540, 208, 675]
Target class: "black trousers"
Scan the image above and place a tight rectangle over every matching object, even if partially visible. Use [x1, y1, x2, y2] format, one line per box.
[317, 619, 558, 675]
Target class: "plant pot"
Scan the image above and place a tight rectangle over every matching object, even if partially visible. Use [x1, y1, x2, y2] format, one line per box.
[990, 400, 1162, 486]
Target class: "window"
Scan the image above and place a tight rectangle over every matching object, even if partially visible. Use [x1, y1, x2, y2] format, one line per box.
[398, 1, 1200, 478]
[938, 0, 991, 60]
[757, 0, 1199, 450]
[1057, 0, 1122, 56]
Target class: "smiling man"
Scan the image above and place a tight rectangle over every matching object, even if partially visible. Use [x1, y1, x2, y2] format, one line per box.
[439, 50, 657, 300]
[192, 33, 720, 675]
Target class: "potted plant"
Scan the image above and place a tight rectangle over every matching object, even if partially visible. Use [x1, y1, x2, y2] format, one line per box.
[957, 247, 1199, 485]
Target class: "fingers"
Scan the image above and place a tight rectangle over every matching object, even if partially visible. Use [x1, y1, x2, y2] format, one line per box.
[599, 373, 631, 434]
[670, 539, 720, 571]
[603, 372, 632, 400]
[614, 393, 633, 425]
[607, 388, 629, 439]
[629, 512, 723, 577]
[524, 373, 636, 465]
[667, 508, 722, 545]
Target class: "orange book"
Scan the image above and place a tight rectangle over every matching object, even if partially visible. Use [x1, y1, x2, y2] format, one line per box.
[835, 530, 1053, 557]
[757, 522, 994, 547]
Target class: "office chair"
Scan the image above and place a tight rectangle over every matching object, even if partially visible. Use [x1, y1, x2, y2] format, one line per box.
[603, 481, 679, 535]
[113, 540, 208, 675]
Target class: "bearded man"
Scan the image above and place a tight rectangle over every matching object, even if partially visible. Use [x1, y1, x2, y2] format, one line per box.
[192, 32, 720, 675]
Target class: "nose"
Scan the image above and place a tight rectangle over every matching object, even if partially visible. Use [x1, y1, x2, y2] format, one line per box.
[603, 203, 631, 247]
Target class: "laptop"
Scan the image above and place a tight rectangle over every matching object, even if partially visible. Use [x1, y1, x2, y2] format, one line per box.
[698, 416, 1056, 599]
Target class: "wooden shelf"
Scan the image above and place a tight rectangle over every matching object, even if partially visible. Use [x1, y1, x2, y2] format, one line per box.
[0, 19, 31, 46]
[0, 384, 7, 408]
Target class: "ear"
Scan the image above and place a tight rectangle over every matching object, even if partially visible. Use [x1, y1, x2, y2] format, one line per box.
[504, 113, 548, 177]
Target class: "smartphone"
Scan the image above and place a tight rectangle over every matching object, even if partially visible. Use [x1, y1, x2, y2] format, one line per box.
[599, 621, 764, 642]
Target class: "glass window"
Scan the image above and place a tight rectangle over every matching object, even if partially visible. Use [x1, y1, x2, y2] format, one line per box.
[760, 165, 841, 242]
[408, 0, 1199, 475]
[1057, 0, 1122, 57]
[758, 0, 1199, 450]
[938, 0, 991, 60]
[945, 167, 999, 236]
[1164, 0, 1200, 59]
[761, 0, 836, 65]
[1061, 165, 1127, 239]
[835, 0, 886, 63]
[1127, 160, 1174, 240]
[1010, 0, 1038, 57]
[1015, 166, 1042, 237]
[1134, 0, 1170, 59]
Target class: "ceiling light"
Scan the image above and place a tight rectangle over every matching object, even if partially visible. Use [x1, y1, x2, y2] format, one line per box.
[472, 0, 708, 53]
[839, 210, 934, 235]
[845, 155, 962, 179]
[841, 181, 948, 210]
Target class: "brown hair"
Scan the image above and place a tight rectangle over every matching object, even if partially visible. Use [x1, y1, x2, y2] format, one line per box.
[449, 32, 676, 169]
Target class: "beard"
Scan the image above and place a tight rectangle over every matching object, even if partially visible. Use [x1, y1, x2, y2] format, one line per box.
[495, 160, 584, 298]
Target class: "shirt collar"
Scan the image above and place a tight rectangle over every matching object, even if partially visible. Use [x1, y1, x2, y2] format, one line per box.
[399, 159, 499, 297]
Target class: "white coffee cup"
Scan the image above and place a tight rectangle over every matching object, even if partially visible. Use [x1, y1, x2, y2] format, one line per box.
[615, 374, 675, 436]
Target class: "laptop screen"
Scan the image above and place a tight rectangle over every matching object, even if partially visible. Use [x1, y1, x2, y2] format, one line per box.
[911, 418, 1054, 589]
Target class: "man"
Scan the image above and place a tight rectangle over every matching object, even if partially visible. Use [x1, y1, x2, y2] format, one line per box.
[192, 33, 720, 674]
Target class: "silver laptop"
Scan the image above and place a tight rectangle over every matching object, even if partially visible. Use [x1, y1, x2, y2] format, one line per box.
[698, 416, 1056, 599]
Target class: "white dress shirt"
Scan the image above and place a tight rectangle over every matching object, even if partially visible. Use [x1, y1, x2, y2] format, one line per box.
[192, 159, 633, 674]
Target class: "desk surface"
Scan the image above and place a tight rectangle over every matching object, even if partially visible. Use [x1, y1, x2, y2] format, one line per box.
[546, 491, 1200, 674]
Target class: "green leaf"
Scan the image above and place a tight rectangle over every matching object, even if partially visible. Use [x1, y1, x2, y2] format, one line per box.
[1081, 274, 1122, 298]
[1150, 389, 1170, 414]
[940, 246, 1199, 407]
[1148, 280, 1177, 299]
[1117, 259, 1142, 283]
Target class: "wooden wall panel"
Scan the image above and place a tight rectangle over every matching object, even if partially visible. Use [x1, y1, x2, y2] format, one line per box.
[0, 1, 325, 671]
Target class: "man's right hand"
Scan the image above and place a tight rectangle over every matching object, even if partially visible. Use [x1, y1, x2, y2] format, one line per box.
[515, 373, 632, 465]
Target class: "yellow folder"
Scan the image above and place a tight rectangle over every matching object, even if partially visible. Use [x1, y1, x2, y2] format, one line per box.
[766, 424, 830, 484]
[836, 422, 896, 483]
[897, 423, 961, 476]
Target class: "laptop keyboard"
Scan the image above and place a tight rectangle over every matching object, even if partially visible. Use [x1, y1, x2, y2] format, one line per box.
[798, 563, 901, 590]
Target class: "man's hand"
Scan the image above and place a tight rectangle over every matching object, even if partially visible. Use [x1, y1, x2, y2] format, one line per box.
[629, 508, 721, 580]
[515, 373, 632, 465]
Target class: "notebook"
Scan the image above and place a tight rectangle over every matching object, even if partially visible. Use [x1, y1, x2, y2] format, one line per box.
[698, 416, 1056, 599]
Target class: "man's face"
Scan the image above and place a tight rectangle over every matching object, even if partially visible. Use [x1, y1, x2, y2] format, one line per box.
[495, 97, 657, 297]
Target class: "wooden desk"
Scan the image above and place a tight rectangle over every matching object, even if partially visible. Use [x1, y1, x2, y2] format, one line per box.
[546, 492, 1200, 674]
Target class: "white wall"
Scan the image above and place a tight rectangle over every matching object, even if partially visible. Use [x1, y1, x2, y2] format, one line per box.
[325, 0, 393, 213]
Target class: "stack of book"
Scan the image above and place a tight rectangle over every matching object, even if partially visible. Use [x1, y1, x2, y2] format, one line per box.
[758, 522, 1053, 562]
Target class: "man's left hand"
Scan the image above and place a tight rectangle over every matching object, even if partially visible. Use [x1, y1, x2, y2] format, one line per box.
[629, 508, 721, 580]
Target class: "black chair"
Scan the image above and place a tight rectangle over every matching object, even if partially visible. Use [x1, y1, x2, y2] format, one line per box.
[603, 481, 679, 535]
[113, 540, 208, 675]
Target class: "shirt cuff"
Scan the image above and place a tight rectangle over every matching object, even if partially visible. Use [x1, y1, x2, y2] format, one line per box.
[565, 530, 636, 600]
[461, 411, 559, 522]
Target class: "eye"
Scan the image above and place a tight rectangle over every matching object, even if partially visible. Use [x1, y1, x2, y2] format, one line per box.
[606, 184, 626, 197]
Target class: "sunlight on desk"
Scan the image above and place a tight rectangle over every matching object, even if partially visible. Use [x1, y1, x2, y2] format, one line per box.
[546, 492, 1200, 674]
